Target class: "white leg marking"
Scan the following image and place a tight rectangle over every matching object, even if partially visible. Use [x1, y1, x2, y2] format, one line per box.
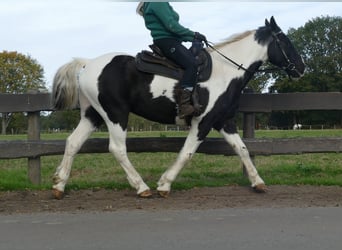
[107, 123, 150, 194]
[221, 130, 265, 187]
[53, 117, 95, 192]
[157, 126, 202, 193]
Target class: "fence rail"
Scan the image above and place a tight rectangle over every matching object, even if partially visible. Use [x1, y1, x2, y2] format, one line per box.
[0, 137, 341, 160]
[0, 92, 341, 184]
[1, 92, 342, 113]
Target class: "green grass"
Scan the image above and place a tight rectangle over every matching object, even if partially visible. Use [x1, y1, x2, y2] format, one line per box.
[0, 130, 341, 191]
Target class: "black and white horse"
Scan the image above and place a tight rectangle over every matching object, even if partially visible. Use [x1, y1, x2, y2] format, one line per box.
[52, 17, 305, 199]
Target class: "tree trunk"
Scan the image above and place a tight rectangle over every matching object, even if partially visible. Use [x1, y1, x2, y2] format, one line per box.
[1, 114, 6, 135]
[1, 112, 11, 135]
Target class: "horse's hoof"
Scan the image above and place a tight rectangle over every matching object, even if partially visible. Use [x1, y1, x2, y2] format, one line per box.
[158, 191, 170, 198]
[253, 184, 268, 193]
[138, 190, 153, 198]
[52, 189, 64, 200]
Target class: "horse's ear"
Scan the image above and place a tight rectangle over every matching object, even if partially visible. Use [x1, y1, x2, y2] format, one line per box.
[265, 18, 270, 27]
[270, 16, 282, 32]
[270, 16, 277, 27]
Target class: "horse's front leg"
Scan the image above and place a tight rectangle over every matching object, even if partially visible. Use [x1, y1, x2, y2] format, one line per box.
[220, 128, 267, 192]
[157, 127, 202, 197]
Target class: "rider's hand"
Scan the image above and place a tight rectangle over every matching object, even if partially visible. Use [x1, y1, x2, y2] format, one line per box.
[194, 32, 207, 44]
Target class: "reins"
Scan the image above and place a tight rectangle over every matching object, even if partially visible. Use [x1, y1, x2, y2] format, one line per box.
[206, 42, 255, 73]
[206, 37, 287, 75]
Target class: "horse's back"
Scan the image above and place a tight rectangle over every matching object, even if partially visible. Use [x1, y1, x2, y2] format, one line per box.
[79, 52, 129, 83]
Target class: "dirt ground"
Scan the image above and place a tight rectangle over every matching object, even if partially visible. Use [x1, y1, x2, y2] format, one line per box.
[1, 185, 341, 214]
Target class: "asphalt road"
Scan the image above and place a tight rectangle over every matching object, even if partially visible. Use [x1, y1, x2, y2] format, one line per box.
[1, 207, 341, 250]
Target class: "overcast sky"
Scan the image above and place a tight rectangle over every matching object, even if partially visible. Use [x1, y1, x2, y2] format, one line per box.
[1, 0, 341, 89]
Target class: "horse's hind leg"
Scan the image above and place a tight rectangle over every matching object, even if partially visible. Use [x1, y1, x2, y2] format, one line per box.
[220, 122, 266, 192]
[52, 116, 95, 199]
[106, 122, 152, 198]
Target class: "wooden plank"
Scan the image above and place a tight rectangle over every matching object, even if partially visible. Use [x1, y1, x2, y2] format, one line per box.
[239, 94, 272, 112]
[0, 93, 53, 112]
[242, 137, 342, 155]
[1, 137, 341, 159]
[239, 92, 342, 112]
[0, 92, 341, 113]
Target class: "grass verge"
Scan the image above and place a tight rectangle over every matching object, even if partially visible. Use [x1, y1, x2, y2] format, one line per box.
[0, 130, 341, 191]
[0, 152, 341, 191]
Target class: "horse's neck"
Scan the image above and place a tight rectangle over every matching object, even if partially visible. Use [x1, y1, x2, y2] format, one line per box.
[212, 31, 268, 73]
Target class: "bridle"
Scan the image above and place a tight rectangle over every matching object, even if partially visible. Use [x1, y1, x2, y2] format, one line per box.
[271, 31, 303, 76]
[206, 30, 301, 76]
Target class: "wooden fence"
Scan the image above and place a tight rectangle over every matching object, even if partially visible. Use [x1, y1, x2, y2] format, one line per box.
[0, 92, 341, 184]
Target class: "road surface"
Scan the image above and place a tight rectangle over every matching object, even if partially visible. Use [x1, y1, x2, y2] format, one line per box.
[1, 207, 341, 250]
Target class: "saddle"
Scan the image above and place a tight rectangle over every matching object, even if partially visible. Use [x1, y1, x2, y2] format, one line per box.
[135, 43, 212, 83]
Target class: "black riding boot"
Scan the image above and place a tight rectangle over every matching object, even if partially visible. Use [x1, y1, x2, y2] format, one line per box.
[178, 89, 195, 119]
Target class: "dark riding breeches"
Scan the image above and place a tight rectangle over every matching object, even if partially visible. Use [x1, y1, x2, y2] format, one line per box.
[154, 38, 197, 89]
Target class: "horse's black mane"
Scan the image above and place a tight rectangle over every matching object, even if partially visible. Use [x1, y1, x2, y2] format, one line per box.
[254, 26, 273, 45]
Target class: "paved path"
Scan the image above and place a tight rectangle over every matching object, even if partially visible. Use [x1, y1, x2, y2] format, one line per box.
[1, 207, 341, 250]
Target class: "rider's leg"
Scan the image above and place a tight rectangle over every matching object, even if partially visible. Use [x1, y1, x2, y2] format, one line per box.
[154, 38, 198, 118]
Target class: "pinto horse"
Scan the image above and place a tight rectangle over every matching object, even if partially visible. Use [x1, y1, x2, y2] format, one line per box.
[52, 17, 305, 199]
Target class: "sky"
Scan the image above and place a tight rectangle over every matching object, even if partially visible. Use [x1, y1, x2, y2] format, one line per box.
[1, 0, 341, 89]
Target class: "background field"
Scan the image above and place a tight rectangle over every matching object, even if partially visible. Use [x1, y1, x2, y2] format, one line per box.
[0, 129, 341, 191]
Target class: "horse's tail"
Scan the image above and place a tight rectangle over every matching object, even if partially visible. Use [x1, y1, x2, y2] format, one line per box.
[52, 58, 88, 110]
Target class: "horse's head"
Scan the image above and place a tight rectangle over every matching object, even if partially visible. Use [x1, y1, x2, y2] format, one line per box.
[265, 16, 305, 78]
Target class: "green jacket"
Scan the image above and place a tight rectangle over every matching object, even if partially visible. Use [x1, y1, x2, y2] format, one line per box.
[142, 2, 195, 42]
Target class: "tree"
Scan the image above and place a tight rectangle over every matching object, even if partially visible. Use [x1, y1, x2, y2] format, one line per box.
[0, 51, 46, 134]
[269, 16, 342, 128]
[41, 110, 80, 131]
[271, 16, 341, 93]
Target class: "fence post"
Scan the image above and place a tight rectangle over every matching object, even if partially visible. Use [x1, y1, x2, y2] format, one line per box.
[242, 88, 255, 176]
[243, 112, 255, 138]
[27, 110, 41, 185]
